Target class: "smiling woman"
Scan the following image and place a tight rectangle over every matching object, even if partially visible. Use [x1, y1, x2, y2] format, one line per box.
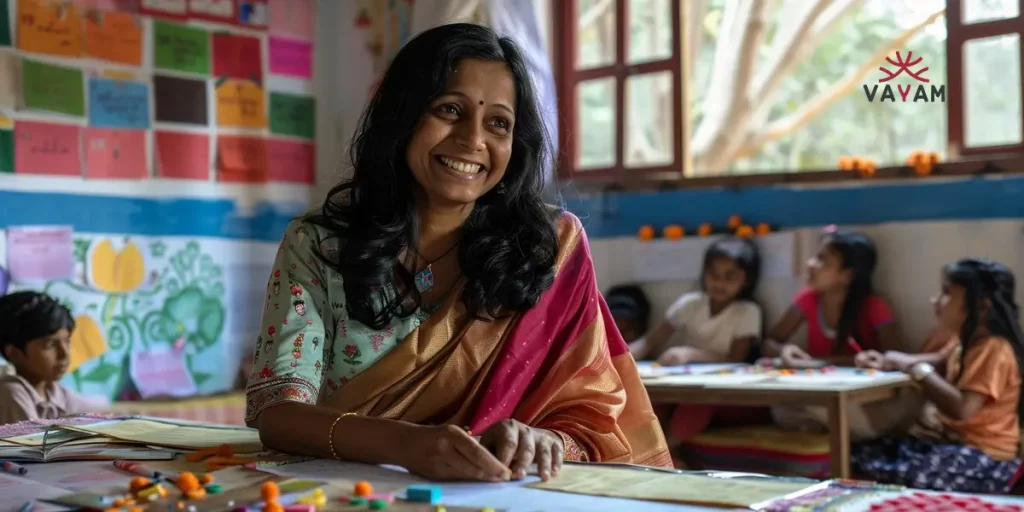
[245, 23, 671, 482]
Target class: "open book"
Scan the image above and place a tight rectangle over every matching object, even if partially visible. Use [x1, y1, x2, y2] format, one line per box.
[0, 436, 176, 462]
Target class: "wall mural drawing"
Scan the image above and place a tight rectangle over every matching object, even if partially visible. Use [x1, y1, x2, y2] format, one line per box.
[37, 236, 232, 401]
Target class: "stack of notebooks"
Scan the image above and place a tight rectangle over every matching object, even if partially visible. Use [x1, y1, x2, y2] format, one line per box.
[0, 416, 262, 462]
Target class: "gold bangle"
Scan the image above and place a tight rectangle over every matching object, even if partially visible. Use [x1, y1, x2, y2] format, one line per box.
[328, 412, 357, 460]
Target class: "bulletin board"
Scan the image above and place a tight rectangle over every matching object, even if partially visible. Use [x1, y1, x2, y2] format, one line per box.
[0, 0, 317, 184]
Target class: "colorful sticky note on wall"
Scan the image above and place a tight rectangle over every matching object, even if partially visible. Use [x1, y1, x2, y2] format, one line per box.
[0, 125, 13, 174]
[0, 52, 19, 109]
[155, 130, 209, 180]
[154, 21, 209, 75]
[0, 266, 8, 296]
[188, 0, 234, 24]
[83, 128, 148, 179]
[212, 33, 261, 81]
[237, 0, 267, 29]
[269, 92, 314, 139]
[85, 10, 143, 66]
[216, 135, 266, 182]
[130, 348, 197, 399]
[138, 0, 187, 19]
[5, 225, 75, 282]
[17, 0, 83, 57]
[15, 121, 82, 176]
[269, 0, 313, 41]
[88, 78, 151, 129]
[153, 75, 208, 125]
[267, 138, 314, 184]
[268, 36, 311, 79]
[0, 0, 12, 46]
[215, 78, 266, 128]
[22, 59, 86, 116]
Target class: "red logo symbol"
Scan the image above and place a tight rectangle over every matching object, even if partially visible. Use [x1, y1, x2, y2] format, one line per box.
[878, 51, 930, 83]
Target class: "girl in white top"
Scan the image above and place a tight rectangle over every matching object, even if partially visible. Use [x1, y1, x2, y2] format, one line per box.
[630, 237, 763, 365]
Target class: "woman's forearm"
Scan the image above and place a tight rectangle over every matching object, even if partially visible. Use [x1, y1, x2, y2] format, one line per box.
[255, 402, 409, 464]
[762, 339, 785, 357]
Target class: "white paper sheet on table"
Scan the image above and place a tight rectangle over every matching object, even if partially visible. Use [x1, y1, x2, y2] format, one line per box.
[0, 473, 72, 512]
[263, 459, 723, 511]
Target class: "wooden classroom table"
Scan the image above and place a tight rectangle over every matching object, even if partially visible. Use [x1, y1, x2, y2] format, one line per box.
[642, 365, 916, 479]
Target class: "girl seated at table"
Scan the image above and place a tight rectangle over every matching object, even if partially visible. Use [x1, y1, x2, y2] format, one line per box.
[605, 285, 651, 344]
[629, 237, 763, 365]
[762, 227, 908, 439]
[762, 226, 900, 368]
[629, 238, 765, 451]
[851, 259, 1024, 494]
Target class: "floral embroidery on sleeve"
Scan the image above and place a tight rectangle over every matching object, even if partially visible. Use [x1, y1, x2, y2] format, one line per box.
[553, 430, 589, 462]
[245, 221, 332, 424]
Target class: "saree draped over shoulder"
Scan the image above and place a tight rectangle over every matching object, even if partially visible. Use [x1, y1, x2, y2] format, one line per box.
[245, 212, 671, 467]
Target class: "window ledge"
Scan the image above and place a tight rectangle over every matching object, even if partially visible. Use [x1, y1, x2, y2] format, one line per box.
[563, 154, 1024, 194]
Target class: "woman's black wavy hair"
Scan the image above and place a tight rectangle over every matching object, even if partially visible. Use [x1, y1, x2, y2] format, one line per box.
[944, 259, 1024, 421]
[306, 23, 559, 330]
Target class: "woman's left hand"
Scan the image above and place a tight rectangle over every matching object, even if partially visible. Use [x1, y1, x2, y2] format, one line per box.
[479, 419, 564, 481]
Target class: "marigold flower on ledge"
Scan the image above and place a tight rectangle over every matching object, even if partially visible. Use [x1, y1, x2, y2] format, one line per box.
[663, 225, 684, 240]
[697, 223, 713, 237]
[637, 225, 656, 241]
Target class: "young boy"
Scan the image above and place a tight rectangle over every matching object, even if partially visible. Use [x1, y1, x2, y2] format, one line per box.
[605, 285, 651, 345]
[0, 291, 91, 424]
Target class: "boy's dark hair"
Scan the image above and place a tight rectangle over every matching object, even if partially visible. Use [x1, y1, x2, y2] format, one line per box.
[0, 291, 75, 358]
[605, 285, 652, 333]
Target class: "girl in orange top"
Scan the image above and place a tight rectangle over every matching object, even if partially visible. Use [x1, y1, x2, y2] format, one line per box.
[851, 259, 1024, 493]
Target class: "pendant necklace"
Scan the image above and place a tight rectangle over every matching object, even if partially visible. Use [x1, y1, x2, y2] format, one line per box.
[411, 242, 459, 293]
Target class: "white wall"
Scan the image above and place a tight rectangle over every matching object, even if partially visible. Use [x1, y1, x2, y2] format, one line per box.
[592, 219, 1024, 351]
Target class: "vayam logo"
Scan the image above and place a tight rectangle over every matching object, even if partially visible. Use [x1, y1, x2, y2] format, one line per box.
[863, 50, 946, 103]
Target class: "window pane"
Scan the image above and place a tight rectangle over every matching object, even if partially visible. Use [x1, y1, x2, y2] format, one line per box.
[577, 78, 617, 169]
[576, 0, 616, 69]
[964, 35, 1022, 148]
[961, 0, 1019, 24]
[688, 0, 948, 175]
[626, 72, 674, 167]
[628, 0, 673, 64]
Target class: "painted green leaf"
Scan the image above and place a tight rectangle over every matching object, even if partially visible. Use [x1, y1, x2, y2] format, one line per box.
[81, 361, 121, 384]
[193, 372, 213, 386]
[197, 297, 225, 346]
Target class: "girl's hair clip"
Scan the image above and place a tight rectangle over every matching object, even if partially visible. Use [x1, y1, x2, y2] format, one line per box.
[822, 224, 839, 233]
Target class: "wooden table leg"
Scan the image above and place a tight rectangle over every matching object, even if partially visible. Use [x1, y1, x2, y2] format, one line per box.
[828, 393, 851, 478]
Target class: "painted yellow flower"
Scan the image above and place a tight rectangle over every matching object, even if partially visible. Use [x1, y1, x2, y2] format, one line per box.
[69, 315, 107, 373]
[90, 239, 146, 293]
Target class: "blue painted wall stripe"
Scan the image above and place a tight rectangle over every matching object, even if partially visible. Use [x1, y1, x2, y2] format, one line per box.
[0, 191, 307, 242]
[562, 175, 1024, 238]
[1, 174, 1020, 241]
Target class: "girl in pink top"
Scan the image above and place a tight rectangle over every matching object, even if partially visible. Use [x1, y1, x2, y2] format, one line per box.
[764, 227, 900, 367]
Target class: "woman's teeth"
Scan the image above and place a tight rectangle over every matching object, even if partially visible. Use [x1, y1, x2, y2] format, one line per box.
[440, 157, 482, 174]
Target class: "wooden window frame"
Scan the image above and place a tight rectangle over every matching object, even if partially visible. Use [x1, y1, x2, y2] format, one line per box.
[555, 0, 684, 182]
[555, 0, 1024, 193]
[946, 0, 1024, 158]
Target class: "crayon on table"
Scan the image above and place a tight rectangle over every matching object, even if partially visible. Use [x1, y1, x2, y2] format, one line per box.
[112, 460, 164, 480]
[2, 460, 27, 475]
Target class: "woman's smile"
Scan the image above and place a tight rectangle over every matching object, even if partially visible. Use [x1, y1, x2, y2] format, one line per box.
[433, 155, 488, 180]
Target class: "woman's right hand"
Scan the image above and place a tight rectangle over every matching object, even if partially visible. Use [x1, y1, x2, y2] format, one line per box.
[780, 344, 811, 367]
[394, 424, 512, 482]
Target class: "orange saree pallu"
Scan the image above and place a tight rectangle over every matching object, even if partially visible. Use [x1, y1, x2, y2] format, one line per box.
[326, 213, 672, 467]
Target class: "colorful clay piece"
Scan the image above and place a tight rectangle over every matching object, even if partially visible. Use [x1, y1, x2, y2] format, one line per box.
[354, 480, 374, 497]
[434, 507, 447, 512]
[205, 484, 223, 494]
[406, 485, 442, 504]
[347, 497, 368, 506]
[283, 505, 314, 512]
[367, 493, 395, 504]
[369, 499, 389, 510]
